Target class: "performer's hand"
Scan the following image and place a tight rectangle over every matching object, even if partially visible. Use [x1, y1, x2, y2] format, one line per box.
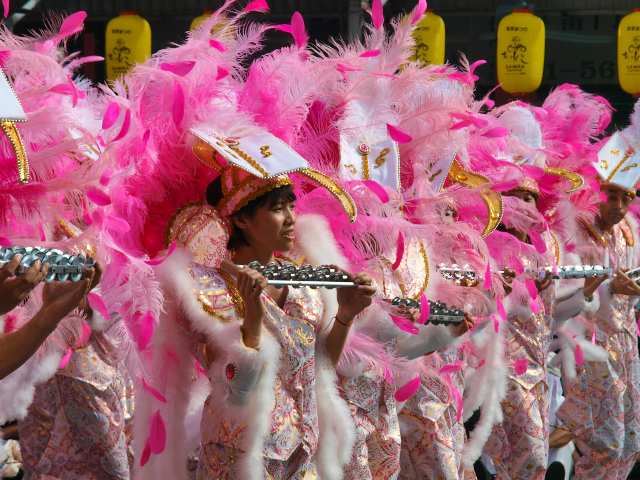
[535, 271, 553, 293]
[501, 268, 516, 296]
[334, 266, 377, 323]
[77, 262, 105, 317]
[449, 312, 474, 337]
[610, 269, 640, 296]
[236, 266, 268, 349]
[40, 273, 94, 329]
[584, 273, 609, 300]
[0, 256, 49, 316]
[396, 304, 421, 324]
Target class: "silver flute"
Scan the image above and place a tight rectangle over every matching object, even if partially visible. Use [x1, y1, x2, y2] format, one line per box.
[0, 246, 95, 282]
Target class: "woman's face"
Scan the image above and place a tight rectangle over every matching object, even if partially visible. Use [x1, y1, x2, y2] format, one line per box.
[504, 189, 537, 207]
[235, 198, 296, 253]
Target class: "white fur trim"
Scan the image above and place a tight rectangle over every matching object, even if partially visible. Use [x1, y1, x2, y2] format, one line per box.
[295, 214, 356, 479]
[461, 320, 507, 467]
[0, 351, 61, 423]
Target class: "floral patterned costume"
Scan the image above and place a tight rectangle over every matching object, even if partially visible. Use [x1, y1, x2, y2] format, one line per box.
[557, 217, 640, 479]
[19, 330, 135, 480]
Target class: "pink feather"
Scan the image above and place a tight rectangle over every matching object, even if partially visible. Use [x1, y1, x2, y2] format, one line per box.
[439, 360, 463, 374]
[371, 0, 383, 29]
[391, 231, 404, 270]
[411, 0, 427, 25]
[104, 215, 131, 233]
[418, 292, 429, 325]
[476, 359, 486, 368]
[56, 11, 87, 43]
[493, 315, 499, 333]
[216, 66, 230, 80]
[140, 444, 151, 467]
[161, 61, 196, 77]
[209, 39, 229, 52]
[394, 376, 420, 402]
[290, 12, 309, 49]
[496, 295, 507, 321]
[599, 192, 608, 203]
[0, 50, 10, 67]
[102, 103, 120, 130]
[0, 236, 11, 247]
[391, 315, 419, 335]
[522, 164, 545, 179]
[529, 298, 540, 314]
[590, 180, 600, 192]
[491, 181, 519, 192]
[483, 262, 492, 290]
[148, 411, 167, 454]
[528, 229, 547, 254]
[141, 129, 151, 153]
[591, 330, 596, 345]
[87, 292, 111, 321]
[372, 72, 399, 79]
[2, 0, 8, 18]
[39, 224, 46, 242]
[87, 188, 111, 207]
[481, 127, 509, 138]
[275, 25, 293, 33]
[511, 359, 528, 375]
[574, 344, 584, 365]
[141, 376, 167, 403]
[245, 0, 269, 12]
[195, 359, 207, 378]
[172, 81, 185, 126]
[363, 180, 389, 203]
[524, 278, 538, 300]
[145, 241, 178, 266]
[58, 348, 72, 369]
[100, 168, 114, 187]
[138, 312, 155, 351]
[113, 109, 131, 141]
[387, 123, 412, 143]
[445, 373, 464, 422]
[74, 322, 92, 348]
[360, 50, 381, 58]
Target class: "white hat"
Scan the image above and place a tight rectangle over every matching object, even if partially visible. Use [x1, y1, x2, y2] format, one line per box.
[339, 136, 400, 191]
[593, 132, 640, 194]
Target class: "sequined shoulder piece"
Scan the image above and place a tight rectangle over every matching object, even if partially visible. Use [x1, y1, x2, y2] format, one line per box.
[187, 262, 242, 322]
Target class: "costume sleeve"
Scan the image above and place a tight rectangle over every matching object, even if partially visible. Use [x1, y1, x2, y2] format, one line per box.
[396, 323, 456, 359]
[554, 288, 600, 329]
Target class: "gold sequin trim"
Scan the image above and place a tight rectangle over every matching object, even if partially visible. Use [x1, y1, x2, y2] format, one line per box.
[196, 296, 232, 323]
[550, 232, 560, 265]
[1, 120, 29, 184]
[217, 268, 244, 318]
[622, 218, 635, 247]
[219, 176, 293, 217]
[229, 145, 269, 177]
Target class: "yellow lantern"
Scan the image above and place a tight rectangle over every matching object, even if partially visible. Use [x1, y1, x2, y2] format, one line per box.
[618, 8, 640, 96]
[496, 8, 545, 94]
[105, 11, 151, 82]
[191, 11, 215, 31]
[412, 9, 445, 66]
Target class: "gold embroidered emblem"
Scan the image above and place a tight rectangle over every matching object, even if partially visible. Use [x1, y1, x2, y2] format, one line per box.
[357, 144, 372, 180]
[260, 145, 273, 157]
[601, 160, 609, 169]
[621, 163, 638, 172]
[374, 148, 390, 169]
[344, 164, 358, 175]
[612, 149, 620, 156]
[428, 168, 442, 182]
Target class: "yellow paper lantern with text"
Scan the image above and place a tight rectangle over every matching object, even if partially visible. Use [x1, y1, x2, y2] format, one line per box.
[496, 8, 545, 94]
[412, 9, 445, 66]
[191, 11, 215, 31]
[618, 8, 640, 96]
[105, 12, 151, 82]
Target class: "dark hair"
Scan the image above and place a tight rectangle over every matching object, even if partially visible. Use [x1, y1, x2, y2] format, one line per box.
[205, 176, 296, 250]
